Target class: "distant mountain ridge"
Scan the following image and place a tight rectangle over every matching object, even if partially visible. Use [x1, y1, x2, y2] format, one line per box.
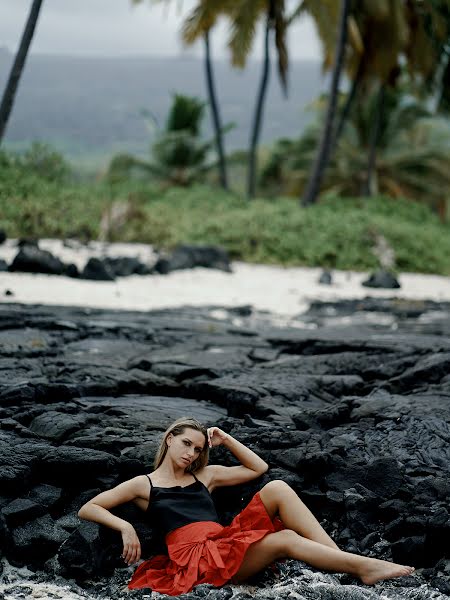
[0, 52, 325, 165]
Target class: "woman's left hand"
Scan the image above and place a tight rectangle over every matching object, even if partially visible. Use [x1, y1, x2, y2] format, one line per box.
[207, 427, 229, 448]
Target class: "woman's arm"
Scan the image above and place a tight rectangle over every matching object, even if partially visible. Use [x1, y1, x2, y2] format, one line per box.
[205, 427, 268, 490]
[78, 475, 148, 565]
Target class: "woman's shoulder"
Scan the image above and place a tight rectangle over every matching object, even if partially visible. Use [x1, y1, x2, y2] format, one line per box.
[122, 474, 152, 499]
[194, 465, 216, 490]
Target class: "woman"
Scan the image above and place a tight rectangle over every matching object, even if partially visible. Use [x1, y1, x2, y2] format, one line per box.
[78, 417, 415, 596]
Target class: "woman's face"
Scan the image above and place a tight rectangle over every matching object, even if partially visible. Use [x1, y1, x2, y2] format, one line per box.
[167, 427, 206, 469]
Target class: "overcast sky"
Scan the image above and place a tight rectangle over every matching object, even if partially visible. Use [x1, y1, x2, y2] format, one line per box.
[0, 0, 321, 61]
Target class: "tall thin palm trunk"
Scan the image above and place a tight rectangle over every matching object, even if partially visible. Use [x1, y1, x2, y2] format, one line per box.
[204, 30, 228, 190]
[247, 1, 273, 199]
[301, 0, 350, 206]
[331, 54, 364, 152]
[0, 0, 44, 145]
[362, 83, 385, 196]
[437, 54, 450, 114]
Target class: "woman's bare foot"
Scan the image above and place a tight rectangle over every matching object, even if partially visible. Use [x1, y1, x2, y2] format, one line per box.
[359, 557, 415, 585]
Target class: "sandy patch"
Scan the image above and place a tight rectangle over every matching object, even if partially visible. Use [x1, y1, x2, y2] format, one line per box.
[0, 239, 449, 317]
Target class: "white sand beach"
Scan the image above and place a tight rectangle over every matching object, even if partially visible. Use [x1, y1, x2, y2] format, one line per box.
[1, 239, 449, 317]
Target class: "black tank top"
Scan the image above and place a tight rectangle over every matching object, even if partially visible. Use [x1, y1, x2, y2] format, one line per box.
[146, 473, 220, 538]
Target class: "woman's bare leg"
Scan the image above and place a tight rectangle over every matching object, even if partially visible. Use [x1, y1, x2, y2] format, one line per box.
[259, 480, 339, 549]
[233, 529, 415, 585]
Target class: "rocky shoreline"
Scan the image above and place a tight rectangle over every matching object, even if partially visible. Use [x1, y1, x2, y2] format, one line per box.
[1, 299, 449, 599]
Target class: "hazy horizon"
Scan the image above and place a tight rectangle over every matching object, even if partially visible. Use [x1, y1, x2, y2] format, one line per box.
[0, 45, 321, 64]
[0, 0, 321, 61]
[0, 52, 326, 168]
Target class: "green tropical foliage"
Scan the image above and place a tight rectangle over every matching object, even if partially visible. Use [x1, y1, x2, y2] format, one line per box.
[1, 165, 449, 274]
[0, 142, 70, 184]
[307, 0, 450, 88]
[133, 0, 230, 189]
[182, 0, 289, 91]
[295, 0, 450, 203]
[182, 0, 292, 198]
[107, 94, 216, 186]
[261, 89, 450, 217]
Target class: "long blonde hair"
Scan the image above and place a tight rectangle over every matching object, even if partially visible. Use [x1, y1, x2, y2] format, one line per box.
[153, 417, 209, 473]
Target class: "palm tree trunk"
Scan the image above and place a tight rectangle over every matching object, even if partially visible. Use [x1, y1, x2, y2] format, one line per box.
[301, 0, 350, 206]
[437, 53, 450, 114]
[204, 30, 228, 190]
[332, 54, 364, 151]
[362, 84, 385, 196]
[247, 1, 273, 199]
[0, 0, 44, 145]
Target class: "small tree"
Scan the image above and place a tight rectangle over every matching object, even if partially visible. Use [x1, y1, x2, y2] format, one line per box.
[108, 93, 216, 186]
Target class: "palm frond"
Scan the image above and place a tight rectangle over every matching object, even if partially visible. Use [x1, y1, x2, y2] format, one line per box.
[302, 0, 341, 71]
[347, 15, 364, 55]
[226, 0, 266, 68]
[262, 86, 450, 207]
[273, 0, 289, 95]
[182, 4, 214, 44]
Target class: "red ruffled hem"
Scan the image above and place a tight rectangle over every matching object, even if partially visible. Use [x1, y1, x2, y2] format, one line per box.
[128, 491, 284, 596]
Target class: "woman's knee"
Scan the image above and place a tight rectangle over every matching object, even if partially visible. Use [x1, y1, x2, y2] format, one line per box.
[259, 480, 295, 517]
[261, 479, 293, 498]
[272, 529, 301, 557]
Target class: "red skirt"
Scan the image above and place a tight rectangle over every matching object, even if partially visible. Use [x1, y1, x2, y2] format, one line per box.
[128, 491, 284, 596]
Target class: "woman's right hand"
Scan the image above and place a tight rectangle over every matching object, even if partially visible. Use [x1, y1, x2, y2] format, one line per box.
[121, 523, 141, 565]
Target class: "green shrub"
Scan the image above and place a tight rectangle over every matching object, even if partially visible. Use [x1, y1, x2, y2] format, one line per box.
[19, 142, 71, 183]
[0, 166, 449, 275]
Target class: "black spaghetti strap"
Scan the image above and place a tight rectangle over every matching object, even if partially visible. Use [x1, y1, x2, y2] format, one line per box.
[146, 474, 153, 490]
[191, 473, 198, 482]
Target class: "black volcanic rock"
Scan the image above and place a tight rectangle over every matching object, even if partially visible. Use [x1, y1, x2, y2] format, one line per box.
[80, 257, 116, 281]
[153, 244, 232, 273]
[0, 300, 449, 598]
[318, 270, 332, 285]
[58, 521, 112, 577]
[29, 411, 90, 442]
[11, 514, 70, 563]
[1, 498, 47, 527]
[40, 447, 119, 482]
[102, 256, 152, 277]
[9, 245, 65, 275]
[28, 484, 63, 510]
[362, 270, 400, 289]
[64, 263, 79, 278]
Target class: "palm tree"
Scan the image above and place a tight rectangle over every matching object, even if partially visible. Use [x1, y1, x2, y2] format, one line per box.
[108, 93, 216, 186]
[301, 0, 350, 206]
[182, 0, 290, 198]
[300, 0, 447, 203]
[0, 0, 44, 145]
[181, 0, 234, 191]
[410, 0, 450, 114]
[148, 0, 294, 197]
[247, 0, 277, 199]
[358, 0, 450, 195]
[362, 82, 385, 196]
[332, 46, 365, 149]
[262, 90, 450, 219]
[225, 0, 289, 199]
[203, 29, 228, 189]
[131, 0, 229, 189]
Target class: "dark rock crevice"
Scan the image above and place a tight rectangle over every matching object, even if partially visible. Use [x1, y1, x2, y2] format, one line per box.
[0, 299, 449, 598]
